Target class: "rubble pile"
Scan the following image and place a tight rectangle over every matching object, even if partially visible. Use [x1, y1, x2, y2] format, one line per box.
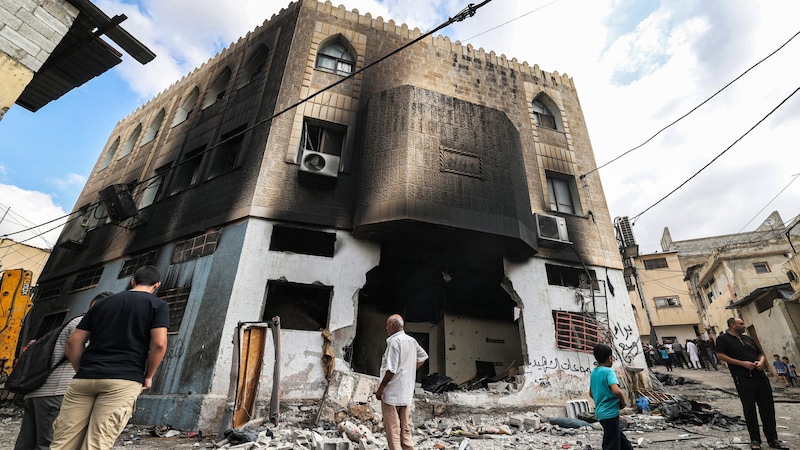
[114, 407, 751, 449]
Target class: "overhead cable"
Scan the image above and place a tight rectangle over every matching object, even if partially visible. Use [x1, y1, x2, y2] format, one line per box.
[630, 85, 800, 223]
[1, 1, 494, 243]
[581, 29, 800, 180]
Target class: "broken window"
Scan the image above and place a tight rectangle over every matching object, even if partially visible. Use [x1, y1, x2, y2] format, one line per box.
[704, 277, 716, 303]
[70, 267, 104, 292]
[315, 38, 355, 76]
[118, 250, 158, 278]
[98, 137, 119, 170]
[269, 225, 335, 257]
[237, 44, 269, 88]
[141, 109, 165, 145]
[172, 87, 199, 127]
[139, 165, 170, 208]
[654, 295, 681, 308]
[643, 258, 668, 270]
[207, 126, 246, 179]
[172, 230, 220, 264]
[35, 279, 64, 303]
[533, 99, 557, 130]
[302, 118, 346, 157]
[263, 281, 331, 331]
[553, 310, 610, 353]
[546, 264, 598, 290]
[118, 124, 141, 159]
[34, 311, 68, 339]
[169, 145, 206, 195]
[159, 286, 190, 333]
[202, 67, 232, 109]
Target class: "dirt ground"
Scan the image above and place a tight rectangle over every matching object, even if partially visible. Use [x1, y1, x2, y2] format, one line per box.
[0, 365, 798, 449]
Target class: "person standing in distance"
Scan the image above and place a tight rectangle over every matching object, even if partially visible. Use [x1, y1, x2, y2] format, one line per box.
[589, 344, 633, 450]
[375, 314, 428, 450]
[716, 317, 789, 450]
[51, 265, 170, 450]
[13, 292, 112, 450]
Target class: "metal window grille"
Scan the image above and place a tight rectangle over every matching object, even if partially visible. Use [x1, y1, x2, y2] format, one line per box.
[159, 286, 191, 333]
[118, 250, 158, 278]
[70, 267, 104, 292]
[553, 311, 611, 353]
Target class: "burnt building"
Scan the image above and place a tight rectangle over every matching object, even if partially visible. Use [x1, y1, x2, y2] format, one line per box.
[30, 0, 643, 430]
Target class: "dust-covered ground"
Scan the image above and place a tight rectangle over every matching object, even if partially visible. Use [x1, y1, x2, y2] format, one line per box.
[1, 365, 798, 449]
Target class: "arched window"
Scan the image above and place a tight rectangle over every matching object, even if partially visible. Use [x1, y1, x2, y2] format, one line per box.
[98, 137, 119, 170]
[118, 124, 142, 159]
[141, 109, 165, 145]
[315, 38, 355, 76]
[202, 67, 232, 109]
[532, 99, 558, 130]
[237, 44, 269, 88]
[172, 87, 199, 126]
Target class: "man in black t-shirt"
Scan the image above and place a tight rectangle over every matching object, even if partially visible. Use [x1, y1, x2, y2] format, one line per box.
[51, 266, 169, 450]
[716, 317, 788, 450]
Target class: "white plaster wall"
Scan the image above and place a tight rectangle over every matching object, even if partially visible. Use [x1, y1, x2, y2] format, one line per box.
[442, 313, 523, 384]
[200, 220, 380, 423]
[441, 258, 646, 409]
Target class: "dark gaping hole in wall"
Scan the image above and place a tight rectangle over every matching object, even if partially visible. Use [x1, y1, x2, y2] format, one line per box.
[350, 229, 524, 384]
[263, 281, 332, 331]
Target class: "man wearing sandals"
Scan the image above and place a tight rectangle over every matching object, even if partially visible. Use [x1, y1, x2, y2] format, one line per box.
[716, 317, 789, 450]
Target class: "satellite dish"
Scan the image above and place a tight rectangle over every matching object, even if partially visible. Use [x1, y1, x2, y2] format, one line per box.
[763, 218, 776, 226]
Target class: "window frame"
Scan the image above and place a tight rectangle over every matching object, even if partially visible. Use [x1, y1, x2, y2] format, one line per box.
[545, 171, 581, 215]
[643, 258, 669, 270]
[315, 39, 355, 76]
[301, 117, 347, 158]
[753, 262, 770, 274]
[653, 295, 681, 308]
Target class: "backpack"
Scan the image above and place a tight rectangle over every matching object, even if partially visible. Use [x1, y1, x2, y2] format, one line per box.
[5, 320, 73, 395]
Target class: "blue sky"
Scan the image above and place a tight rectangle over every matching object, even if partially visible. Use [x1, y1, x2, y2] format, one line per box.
[1, 0, 799, 253]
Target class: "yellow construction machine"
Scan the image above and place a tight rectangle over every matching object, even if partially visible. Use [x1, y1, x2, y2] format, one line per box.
[0, 268, 34, 382]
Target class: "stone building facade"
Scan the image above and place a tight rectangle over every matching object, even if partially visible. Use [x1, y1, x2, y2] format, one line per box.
[30, 0, 641, 430]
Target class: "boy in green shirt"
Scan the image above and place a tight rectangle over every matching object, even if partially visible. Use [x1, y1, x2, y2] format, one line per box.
[590, 344, 633, 450]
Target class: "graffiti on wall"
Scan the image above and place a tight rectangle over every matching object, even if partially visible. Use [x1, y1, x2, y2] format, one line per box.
[612, 322, 640, 364]
[531, 354, 592, 374]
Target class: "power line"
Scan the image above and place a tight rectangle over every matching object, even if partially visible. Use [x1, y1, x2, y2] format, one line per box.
[737, 173, 800, 232]
[581, 29, 800, 180]
[1, 1, 495, 244]
[462, 0, 559, 42]
[630, 85, 800, 224]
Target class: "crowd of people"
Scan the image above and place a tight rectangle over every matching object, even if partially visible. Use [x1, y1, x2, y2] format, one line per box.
[643, 337, 719, 371]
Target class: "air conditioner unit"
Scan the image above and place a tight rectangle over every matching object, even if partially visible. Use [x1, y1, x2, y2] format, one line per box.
[534, 213, 571, 247]
[784, 255, 800, 293]
[298, 150, 340, 186]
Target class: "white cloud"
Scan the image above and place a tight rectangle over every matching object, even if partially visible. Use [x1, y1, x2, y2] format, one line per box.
[0, 184, 66, 250]
[47, 173, 87, 191]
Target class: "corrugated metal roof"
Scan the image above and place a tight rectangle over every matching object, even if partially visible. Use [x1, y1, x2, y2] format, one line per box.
[15, 0, 155, 112]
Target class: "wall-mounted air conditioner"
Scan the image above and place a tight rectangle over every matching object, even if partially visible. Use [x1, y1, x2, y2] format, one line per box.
[298, 150, 340, 185]
[534, 213, 571, 247]
[784, 255, 800, 294]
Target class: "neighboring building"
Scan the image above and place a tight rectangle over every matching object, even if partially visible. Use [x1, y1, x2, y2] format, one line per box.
[629, 251, 701, 346]
[28, 0, 642, 430]
[0, 238, 50, 284]
[664, 211, 800, 337]
[0, 0, 154, 119]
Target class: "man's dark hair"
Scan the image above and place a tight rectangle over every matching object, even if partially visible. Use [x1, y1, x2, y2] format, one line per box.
[727, 317, 737, 327]
[133, 265, 161, 286]
[593, 343, 613, 363]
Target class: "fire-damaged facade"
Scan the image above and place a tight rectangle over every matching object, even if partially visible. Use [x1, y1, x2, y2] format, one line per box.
[27, 0, 644, 431]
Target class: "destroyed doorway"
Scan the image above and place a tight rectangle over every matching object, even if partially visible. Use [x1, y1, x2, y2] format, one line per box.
[350, 231, 525, 388]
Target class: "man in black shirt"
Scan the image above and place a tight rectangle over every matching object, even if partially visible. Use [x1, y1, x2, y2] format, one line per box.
[51, 266, 169, 450]
[716, 317, 788, 450]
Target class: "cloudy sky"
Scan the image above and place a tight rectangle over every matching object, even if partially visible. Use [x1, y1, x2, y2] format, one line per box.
[1, 0, 798, 255]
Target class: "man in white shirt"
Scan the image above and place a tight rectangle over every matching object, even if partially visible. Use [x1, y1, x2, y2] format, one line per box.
[375, 314, 428, 450]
